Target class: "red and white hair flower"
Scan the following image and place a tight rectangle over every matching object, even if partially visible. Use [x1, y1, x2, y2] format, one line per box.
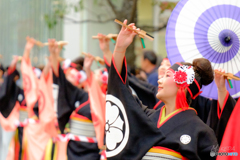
[77, 70, 87, 83]
[174, 65, 195, 85]
[69, 68, 87, 84]
[62, 59, 77, 71]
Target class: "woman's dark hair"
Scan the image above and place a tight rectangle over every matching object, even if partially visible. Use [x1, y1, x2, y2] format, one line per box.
[181, 58, 214, 105]
[72, 56, 84, 71]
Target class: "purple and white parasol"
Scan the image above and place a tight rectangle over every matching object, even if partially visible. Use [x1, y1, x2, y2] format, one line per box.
[166, 0, 240, 99]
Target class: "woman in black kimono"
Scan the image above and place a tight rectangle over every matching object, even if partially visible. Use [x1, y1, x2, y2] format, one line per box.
[0, 57, 27, 160]
[98, 33, 210, 115]
[105, 20, 218, 160]
[48, 39, 100, 160]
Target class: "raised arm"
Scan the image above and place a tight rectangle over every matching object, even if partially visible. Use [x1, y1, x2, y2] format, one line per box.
[48, 39, 62, 77]
[214, 68, 228, 110]
[113, 20, 138, 74]
[23, 37, 35, 59]
[83, 53, 95, 82]
[42, 58, 51, 78]
[207, 68, 236, 144]
[98, 33, 112, 65]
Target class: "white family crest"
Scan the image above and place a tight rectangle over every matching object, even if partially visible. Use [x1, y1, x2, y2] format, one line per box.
[18, 94, 23, 102]
[75, 101, 80, 108]
[180, 134, 191, 144]
[105, 94, 129, 158]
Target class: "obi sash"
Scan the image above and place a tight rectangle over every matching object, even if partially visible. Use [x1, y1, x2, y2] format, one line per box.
[142, 146, 188, 160]
[69, 113, 96, 141]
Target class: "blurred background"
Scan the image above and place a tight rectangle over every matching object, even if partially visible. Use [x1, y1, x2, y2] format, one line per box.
[0, 0, 179, 69]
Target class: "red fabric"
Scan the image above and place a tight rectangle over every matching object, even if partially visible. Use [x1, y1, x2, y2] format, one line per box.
[192, 91, 202, 100]
[7, 66, 16, 75]
[87, 72, 106, 148]
[151, 146, 189, 160]
[70, 113, 90, 120]
[21, 57, 38, 117]
[217, 98, 240, 160]
[87, 137, 95, 143]
[157, 107, 164, 128]
[153, 100, 162, 110]
[74, 99, 90, 113]
[100, 150, 107, 160]
[176, 86, 188, 110]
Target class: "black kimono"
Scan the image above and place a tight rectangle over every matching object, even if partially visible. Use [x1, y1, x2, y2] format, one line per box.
[0, 68, 26, 160]
[0, 69, 20, 117]
[191, 95, 212, 124]
[105, 57, 218, 160]
[207, 92, 236, 145]
[53, 66, 100, 160]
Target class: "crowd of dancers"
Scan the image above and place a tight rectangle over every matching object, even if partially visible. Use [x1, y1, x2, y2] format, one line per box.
[0, 19, 239, 160]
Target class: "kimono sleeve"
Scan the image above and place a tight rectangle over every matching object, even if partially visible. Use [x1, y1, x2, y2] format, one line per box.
[106, 56, 163, 159]
[54, 65, 89, 133]
[104, 54, 158, 109]
[207, 91, 236, 144]
[87, 72, 106, 148]
[128, 72, 159, 109]
[198, 129, 218, 160]
[0, 69, 20, 117]
[191, 95, 212, 123]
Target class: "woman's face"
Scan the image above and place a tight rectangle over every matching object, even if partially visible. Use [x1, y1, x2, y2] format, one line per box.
[66, 69, 77, 86]
[156, 69, 178, 101]
[158, 59, 171, 79]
